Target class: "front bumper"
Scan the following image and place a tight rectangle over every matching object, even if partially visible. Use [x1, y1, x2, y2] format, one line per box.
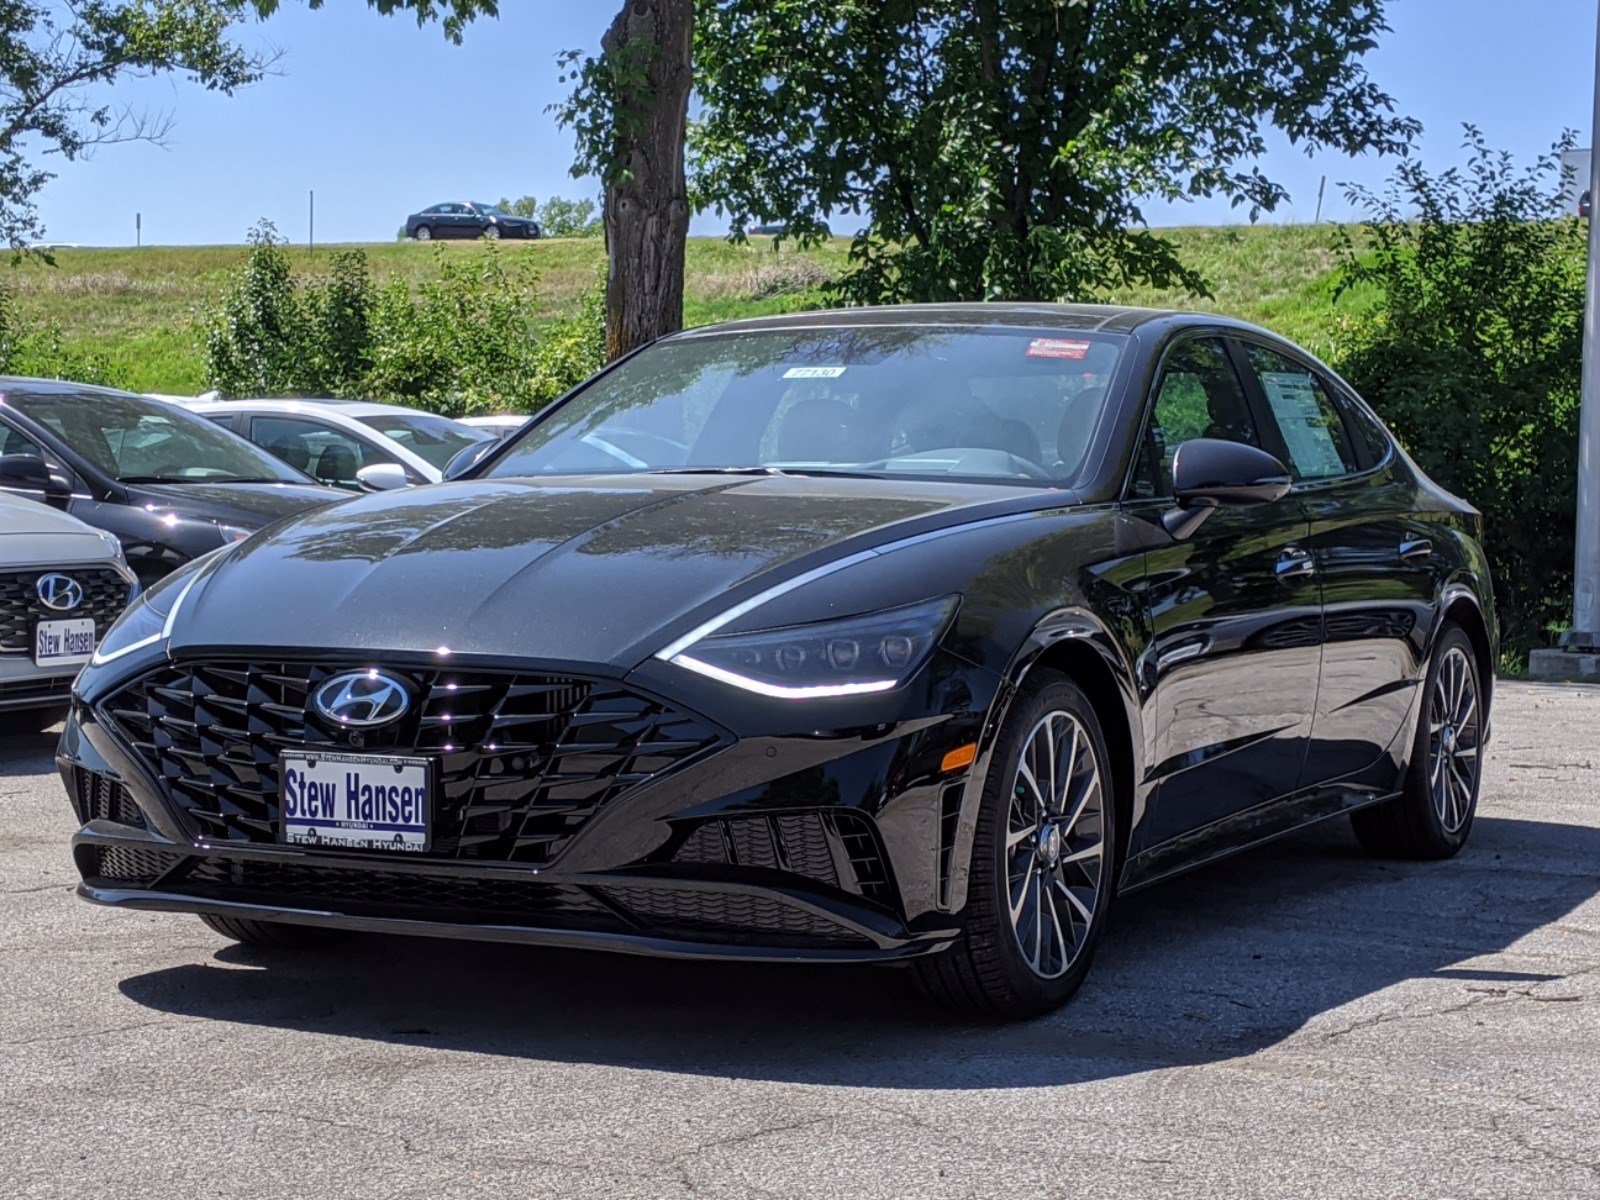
[59, 649, 997, 962]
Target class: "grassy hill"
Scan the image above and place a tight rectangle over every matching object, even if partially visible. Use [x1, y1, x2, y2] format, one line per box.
[3, 225, 1371, 395]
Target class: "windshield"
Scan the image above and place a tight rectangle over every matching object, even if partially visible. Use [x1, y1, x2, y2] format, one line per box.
[0, 389, 309, 484]
[485, 325, 1126, 486]
[359, 412, 491, 470]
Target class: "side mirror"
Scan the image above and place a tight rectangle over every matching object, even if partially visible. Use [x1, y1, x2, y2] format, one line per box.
[355, 463, 410, 492]
[1163, 438, 1292, 539]
[0, 454, 69, 497]
[443, 440, 496, 480]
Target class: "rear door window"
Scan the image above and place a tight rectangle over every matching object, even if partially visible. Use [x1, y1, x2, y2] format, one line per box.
[1242, 344, 1360, 482]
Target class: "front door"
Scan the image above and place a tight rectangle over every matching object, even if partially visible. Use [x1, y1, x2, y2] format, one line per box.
[1130, 335, 1321, 849]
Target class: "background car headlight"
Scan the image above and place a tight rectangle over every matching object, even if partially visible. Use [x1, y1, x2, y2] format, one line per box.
[664, 596, 959, 699]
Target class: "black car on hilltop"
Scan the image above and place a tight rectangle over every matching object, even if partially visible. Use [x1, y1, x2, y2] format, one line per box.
[0, 380, 342, 586]
[405, 202, 540, 242]
[60, 305, 1496, 1017]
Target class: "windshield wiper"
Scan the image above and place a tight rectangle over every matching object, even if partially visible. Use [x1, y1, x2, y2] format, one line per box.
[646, 466, 885, 479]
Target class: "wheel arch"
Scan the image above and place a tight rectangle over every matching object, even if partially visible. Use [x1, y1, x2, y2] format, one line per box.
[1439, 584, 1495, 726]
[950, 607, 1145, 913]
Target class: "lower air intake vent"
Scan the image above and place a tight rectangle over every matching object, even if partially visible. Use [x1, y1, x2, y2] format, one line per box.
[608, 886, 869, 946]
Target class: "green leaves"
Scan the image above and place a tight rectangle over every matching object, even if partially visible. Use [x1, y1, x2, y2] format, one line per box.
[1335, 129, 1587, 656]
[691, 0, 1416, 304]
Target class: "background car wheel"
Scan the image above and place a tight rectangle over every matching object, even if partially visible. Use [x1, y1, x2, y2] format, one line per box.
[198, 913, 332, 948]
[3, 704, 69, 734]
[413, 225, 432, 242]
[1351, 621, 1483, 860]
[483, 224, 501, 240]
[913, 671, 1116, 1019]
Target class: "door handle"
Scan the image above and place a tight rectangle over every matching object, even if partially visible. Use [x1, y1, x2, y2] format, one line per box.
[1276, 546, 1316, 580]
[1399, 536, 1433, 562]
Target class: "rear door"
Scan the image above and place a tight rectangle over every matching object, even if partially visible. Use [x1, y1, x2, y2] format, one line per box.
[1236, 338, 1437, 789]
[1131, 334, 1321, 849]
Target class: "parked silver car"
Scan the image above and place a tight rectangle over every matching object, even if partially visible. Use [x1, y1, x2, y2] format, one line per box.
[0, 492, 137, 732]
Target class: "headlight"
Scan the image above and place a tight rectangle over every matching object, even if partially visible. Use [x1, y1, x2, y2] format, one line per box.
[661, 596, 959, 699]
[90, 550, 218, 666]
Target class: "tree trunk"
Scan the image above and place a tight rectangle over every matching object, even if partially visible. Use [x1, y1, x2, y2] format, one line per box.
[601, 0, 693, 361]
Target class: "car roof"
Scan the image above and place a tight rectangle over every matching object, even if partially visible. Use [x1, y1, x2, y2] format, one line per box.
[667, 302, 1270, 338]
[192, 398, 438, 420]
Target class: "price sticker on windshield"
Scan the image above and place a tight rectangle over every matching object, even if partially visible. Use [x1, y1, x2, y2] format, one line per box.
[1026, 339, 1092, 360]
[782, 366, 848, 379]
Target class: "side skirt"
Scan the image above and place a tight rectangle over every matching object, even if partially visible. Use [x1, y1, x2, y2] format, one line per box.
[1119, 781, 1401, 894]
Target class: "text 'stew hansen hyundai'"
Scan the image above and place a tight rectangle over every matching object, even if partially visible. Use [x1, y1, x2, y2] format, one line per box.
[58, 305, 1496, 1017]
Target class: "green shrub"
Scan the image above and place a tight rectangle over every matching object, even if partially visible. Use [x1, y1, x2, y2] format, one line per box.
[202, 222, 306, 397]
[1334, 129, 1586, 657]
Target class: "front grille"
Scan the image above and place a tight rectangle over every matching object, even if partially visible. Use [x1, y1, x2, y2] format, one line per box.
[179, 857, 619, 927]
[103, 660, 727, 865]
[606, 886, 870, 946]
[0, 568, 131, 655]
[74, 767, 147, 828]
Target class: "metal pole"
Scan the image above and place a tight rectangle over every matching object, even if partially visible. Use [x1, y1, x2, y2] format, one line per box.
[135, 212, 140, 249]
[1314, 175, 1326, 224]
[309, 190, 315, 259]
[1571, 0, 1600, 649]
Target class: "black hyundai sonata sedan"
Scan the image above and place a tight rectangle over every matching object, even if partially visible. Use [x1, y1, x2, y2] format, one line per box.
[58, 305, 1496, 1017]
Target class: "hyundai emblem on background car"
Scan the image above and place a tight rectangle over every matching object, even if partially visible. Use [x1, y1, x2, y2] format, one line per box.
[35, 574, 85, 612]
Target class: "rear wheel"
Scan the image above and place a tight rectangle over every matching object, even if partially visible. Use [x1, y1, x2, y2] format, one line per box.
[413, 224, 432, 242]
[198, 913, 331, 948]
[1351, 622, 1483, 859]
[913, 672, 1116, 1019]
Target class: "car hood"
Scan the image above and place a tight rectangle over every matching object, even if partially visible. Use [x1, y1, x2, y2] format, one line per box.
[0, 492, 119, 566]
[123, 480, 343, 528]
[174, 474, 1058, 668]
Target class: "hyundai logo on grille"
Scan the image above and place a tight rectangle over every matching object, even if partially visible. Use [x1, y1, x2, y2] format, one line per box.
[35, 573, 85, 612]
[312, 670, 411, 728]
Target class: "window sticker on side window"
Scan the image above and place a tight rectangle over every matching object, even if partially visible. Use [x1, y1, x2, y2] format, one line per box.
[782, 366, 847, 379]
[1258, 371, 1345, 479]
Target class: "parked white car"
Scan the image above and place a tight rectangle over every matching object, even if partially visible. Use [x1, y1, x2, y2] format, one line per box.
[459, 414, 530, 439]
[0, 492, 137, 732]
[185, 399, 492, 490]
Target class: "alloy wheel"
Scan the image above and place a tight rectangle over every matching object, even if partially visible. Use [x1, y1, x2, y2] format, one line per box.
[414, 226, 431, 241]
[1427, 645, 1480, 833]
[1006, 710, 1107, 979]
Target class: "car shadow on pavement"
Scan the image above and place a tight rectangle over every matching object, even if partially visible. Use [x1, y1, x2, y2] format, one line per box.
[115, 813, 1600, 1089]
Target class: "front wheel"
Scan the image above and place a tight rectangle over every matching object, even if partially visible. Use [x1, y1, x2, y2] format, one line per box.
[483, 224, 501, 240]
[1351, 622, 1483, 859]
[198, 913, 332, 948]
[913, 672, 1116, 1019]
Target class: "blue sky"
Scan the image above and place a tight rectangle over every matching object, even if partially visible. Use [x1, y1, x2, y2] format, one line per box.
[33, 0, 1600, 246]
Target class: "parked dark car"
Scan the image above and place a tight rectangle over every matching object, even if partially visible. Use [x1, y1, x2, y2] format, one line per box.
[1580, 190, 1591, 220]
[0, 380, 343, 586]
[61, 306, 1495, 1018]
[405, 202, 540, 242]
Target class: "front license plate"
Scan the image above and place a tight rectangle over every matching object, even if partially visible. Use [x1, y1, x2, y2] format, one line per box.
[34, 618, 95, 667]
[279, 750, 432, 853]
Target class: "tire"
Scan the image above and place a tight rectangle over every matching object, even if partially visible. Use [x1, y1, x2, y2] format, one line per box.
[413, 225, 432, 242]
[483, 224, 501, 240]
[1351, 622, 1483, 860]
[4, 704, 69, 734]
[198, 913, 331, 948]
[913, 671, 1117, 1019]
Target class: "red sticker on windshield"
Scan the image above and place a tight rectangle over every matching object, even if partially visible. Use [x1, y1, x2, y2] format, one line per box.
[1027, 338, 1091, 360]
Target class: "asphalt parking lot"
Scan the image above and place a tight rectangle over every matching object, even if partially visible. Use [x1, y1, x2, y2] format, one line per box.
[4, 681, 1598, 1199]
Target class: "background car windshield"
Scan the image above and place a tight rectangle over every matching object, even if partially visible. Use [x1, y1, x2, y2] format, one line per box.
[1, 390, 307, 483]
[359, 412, 491, 470]
[485, 326, 1126, 485]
